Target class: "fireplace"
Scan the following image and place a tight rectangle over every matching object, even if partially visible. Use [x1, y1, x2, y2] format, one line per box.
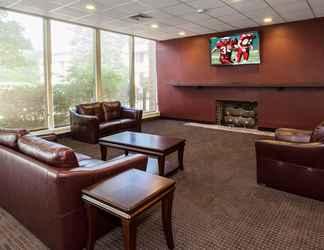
[216, 100, 258, 128]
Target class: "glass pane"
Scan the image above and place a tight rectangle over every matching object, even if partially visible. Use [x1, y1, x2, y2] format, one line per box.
[101, 31, 130, 107]
[0, 10, 47, 130]
[51, 20, 95, 127]
[134, 37, 157, 112]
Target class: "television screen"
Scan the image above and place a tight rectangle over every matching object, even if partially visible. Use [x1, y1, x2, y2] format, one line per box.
[210, 31, 260, 66]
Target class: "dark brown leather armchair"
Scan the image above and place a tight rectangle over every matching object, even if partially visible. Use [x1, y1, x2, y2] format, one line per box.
[70, 101, 142, 144]
[0, 129, 148, 250]
[256, 121, 324, 201]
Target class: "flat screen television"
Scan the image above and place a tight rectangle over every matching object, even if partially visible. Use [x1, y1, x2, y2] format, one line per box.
[210, 31, 260, 66]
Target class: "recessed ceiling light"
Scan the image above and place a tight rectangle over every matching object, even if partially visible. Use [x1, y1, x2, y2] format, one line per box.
[178, 31, 186, 36]
[197, 8, 207, 14]
[151, 24, 159, 29]
[263, 17, 273, 23]
[85, 1, 96, 11]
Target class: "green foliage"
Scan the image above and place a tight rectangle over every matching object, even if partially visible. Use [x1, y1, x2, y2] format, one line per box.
[0, 12, 45, 129]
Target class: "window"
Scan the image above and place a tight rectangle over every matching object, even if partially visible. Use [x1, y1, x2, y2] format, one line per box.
[134, 37, 157, 112]
[101, 31, 131, 107]
[0, 10, 158, 131]
[51, 20, 95, 127]
[0, 10, 47, 130]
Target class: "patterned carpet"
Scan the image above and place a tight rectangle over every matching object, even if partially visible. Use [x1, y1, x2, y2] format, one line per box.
[1, 119, 324, 250]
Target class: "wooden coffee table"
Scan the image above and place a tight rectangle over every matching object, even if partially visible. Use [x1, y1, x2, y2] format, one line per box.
[82, 169, 176, 250]
[99, 131, 186, 176]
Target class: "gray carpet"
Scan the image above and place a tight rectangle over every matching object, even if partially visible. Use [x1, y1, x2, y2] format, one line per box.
[1, 119, 324, 250]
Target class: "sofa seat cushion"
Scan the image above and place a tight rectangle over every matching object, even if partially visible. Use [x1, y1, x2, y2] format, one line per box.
[77, 158, 107, 168]
[0, 128, 29, 149]
[77, 102, 105, 122]
[99, 120, 121, 134]
[75, 152, 92, 162]
[18, 135, 79, 168]
[102, 101, 121, 121]
[311, 122, 324, 143]
[119, 118, 137, 129]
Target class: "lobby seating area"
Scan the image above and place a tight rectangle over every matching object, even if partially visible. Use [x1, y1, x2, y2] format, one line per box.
[1, 0, 324, 249]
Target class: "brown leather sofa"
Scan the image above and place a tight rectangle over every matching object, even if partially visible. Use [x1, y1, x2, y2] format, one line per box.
[256, 121, 324, 201]
[70, 101, 142, 144]
[0, 128, 148, 250]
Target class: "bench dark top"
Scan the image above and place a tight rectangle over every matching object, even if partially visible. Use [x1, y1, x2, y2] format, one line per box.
[99, 131, 185, 152]
[82, 169, 175, 213]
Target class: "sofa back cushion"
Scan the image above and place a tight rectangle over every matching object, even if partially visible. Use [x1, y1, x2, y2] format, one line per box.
[0, 128, 29, 149]
[77, 102, 105, 122]
[103, 101, 121, 121]
[311, 121, 324, 143]
[18, 135, 79, 168]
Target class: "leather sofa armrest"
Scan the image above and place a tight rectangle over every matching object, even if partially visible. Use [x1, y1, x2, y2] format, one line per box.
[70, 109, 99, 144]
[51, 154, 148, 214]
[255, 139, 324, 169]
[275, 128, 312, 143]
[121, 107, 143, 120]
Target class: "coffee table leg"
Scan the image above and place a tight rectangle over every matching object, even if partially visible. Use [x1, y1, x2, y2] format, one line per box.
[178, 144, 185, 170]
[158, 156, 165, 176]
[122, 219, 136, 250]
[125, 150, 129, 156]
[162, 191, 175, 249]
[85, 203, 97, 250]
[100, 145, 107, 161]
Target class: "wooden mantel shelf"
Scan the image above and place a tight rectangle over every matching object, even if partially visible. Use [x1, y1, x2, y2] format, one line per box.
[169, 81, 324, 88]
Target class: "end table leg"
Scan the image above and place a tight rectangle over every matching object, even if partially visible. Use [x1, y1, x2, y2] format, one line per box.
[85, 203, 97, 250]
[158, 156, 165, 176]
[162, 191, 175, 249]
[122, 219, 136, 250]
[178, 144, 185, 170]
[100, 145, 107, 161]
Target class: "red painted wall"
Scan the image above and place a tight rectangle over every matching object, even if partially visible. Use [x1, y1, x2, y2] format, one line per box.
[157, 18, 324, 129]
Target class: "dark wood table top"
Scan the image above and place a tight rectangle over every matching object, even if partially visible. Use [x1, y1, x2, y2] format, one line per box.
[82, 169, 175, 213]
[99, 131, 185, 152]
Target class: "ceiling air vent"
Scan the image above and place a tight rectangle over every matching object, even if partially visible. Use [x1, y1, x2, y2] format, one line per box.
[129, 13, 153, 21]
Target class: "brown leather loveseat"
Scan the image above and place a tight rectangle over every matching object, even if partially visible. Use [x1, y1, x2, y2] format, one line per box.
[70, 101, 142, 144]
[0, 128, 148, 250]
[255, 121, 324, 201]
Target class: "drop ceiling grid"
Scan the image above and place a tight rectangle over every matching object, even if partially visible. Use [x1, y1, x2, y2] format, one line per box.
[0, 0, 322, 40]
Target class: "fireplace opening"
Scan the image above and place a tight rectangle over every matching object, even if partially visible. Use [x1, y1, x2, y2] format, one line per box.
[216, 100, 258, 129]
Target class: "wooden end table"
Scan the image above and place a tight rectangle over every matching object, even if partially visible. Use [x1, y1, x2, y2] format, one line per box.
[99, 131, 186, 176]
[82, 169, 176, 250]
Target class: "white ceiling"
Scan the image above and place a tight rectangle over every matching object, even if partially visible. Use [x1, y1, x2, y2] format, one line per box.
[1, 0, 323, 41]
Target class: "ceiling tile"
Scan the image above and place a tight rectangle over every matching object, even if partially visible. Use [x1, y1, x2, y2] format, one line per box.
[225, 0, 269, 12]
[182, 13, 211, 22]
[176, 22, 212, 33]
[137, 0, 180, 9]
[186, 0, 225, 9]
[162, 3, 196, 16]
[0, 0, 20, 7]
[208, 5, 241, 17]
[280, 9, 314, 21]
[110, 1, 153, 16]
[52, 6, 89, 19]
